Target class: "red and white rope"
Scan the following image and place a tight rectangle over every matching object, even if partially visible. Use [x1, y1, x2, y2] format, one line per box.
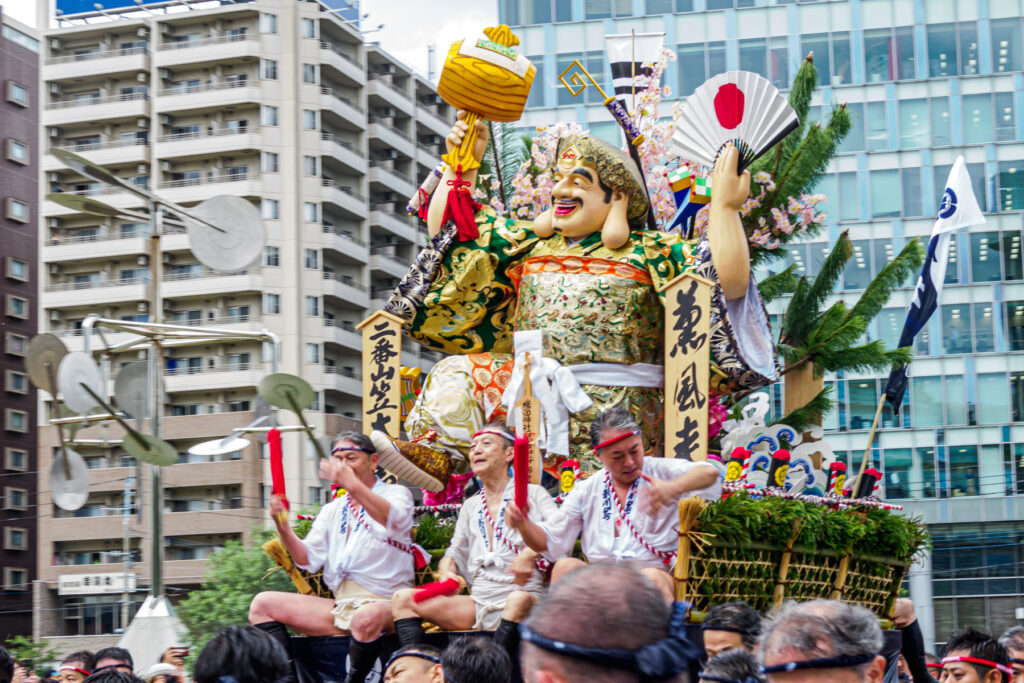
[604, 471, 675, 567]
[480, 491, 551, 573]
[344, 496, 429, 568]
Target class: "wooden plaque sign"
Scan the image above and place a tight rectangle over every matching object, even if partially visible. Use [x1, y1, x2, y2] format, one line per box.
[515, 353, 542, 484]
[356, 310, 405, 438]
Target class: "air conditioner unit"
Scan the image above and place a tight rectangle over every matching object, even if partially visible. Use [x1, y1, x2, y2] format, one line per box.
[160, 161, 171, 172]
[137, 71, 148, 83]
[159, 114, 172, 126]
[48, 217, 61, 229]
[49, 82, 61, 95]
[160, 23, 173, 35]
[137, 255, 149, 266]
[137, 117, 149, 128]
[162, 253, 174, 265]
[137, 302, 149, 313]
[49, 38, 61, 51]
[137, 27, 149, 38]
[48, 263, 63, 275]
[136, 163, 148, 174]
[48, 127, 62, 138]
[159, 69, 173, 81]
[49, 310, 63, 322]
[48, 172, 61, 183]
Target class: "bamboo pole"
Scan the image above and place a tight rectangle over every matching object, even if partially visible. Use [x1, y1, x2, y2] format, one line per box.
[852, 393, 887, 496]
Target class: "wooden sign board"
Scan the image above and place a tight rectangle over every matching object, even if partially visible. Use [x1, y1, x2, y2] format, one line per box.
[356, 310, 405, 439]
[660, 272, 713, 461]
[515, 353, 542, 484]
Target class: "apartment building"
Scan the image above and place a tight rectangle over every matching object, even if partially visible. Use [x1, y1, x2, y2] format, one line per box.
[34, 0, 450, 648]
[0, 8, 40, 641]
[505, 0, 1024, 647]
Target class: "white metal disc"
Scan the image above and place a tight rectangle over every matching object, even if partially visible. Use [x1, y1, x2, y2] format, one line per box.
[123, 432, 178, 467]
[26, 333, 69, 396]
[188, 436, 251, 457]
[114, 361, 150, 420]
[51, 448, 89, 511]
[185, 195, 265, 272]
[58, 352, 102, 415]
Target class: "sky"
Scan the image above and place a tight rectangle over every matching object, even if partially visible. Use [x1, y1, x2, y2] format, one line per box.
[0, 0, 499, 79]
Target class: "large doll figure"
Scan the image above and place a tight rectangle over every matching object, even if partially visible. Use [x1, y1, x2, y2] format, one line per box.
[373, 113, 777, 490]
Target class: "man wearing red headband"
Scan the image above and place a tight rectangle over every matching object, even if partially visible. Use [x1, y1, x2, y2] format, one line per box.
[391, 426, 561, 661]
[507, 406, 720, 600]
[941, 629, 1011, 683]
[998, 628, 1024, 683]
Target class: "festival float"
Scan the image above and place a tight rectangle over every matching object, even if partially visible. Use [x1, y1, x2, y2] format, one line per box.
[261, 21, 931, 680]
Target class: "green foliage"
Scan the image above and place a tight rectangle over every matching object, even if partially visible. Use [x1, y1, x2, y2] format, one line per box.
[757, 265, 799, 304]
[769, 384, 834, 432]
[413, 513, 456, 550]
[177, 527, 294, 658]
[478, 122, 530, 208]
[6, 635, 60, 671]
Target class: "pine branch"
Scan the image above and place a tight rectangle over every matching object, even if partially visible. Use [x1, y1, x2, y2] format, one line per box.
[780, 276, 810, 342]
[847, 238, 924, 324]
[769, 384, 834, 431]
[816, 342, 913, 373]
[758, 265, 800, 303]
[792, 231, 852, 339]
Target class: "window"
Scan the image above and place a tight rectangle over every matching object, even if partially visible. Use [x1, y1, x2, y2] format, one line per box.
[739, 38, 768, 79]
[301, 17, 317, 38]
[227, 400, 251, 412]
[992, 18, 1023, 73]
[3, 568, 27, 591]
[305, 343, 321, 364]
[305, 249, 320, 269]
[260, 105, 279, 127]
[945, 376, 966, 426]
[977, 373, 1010, 426]
[264, 245, 280, 266]
[1004, 231, 1022, 281]
[303, 202, 319, 222]
[171, 404, 200, 416]
[941, 304, 972, 354]
[4, 448, 26, 471]
[6, 295, 28, 319]
[305, 296, 320, 316]
[963, 94, 994, 145]
[6, 80, 27, 107]
[5, 139, 27, 165]
[970, 233, 1002, 282]
[899, 99, 929, 149]
[866, 101, 888, 151]
[5, 257, 28, 281]
[995, 93, 1015, 143]
[261, 198, 279, 220]
[260, 59, 278, 80]
[927, 23, 958, 77]
[931, 97, 951, 147]
[847, 380, 878, 430]
[1008, 301, 1024, 351]
[259, 13, 278, 34]
[302, 110, 318, 130]
[6, 333, 27, 356]
[802, 34, 831, 86]
[261, 152, 279, 173]
[303, 155, 319, 176]
[302, 64, 318, 84]
[7, 198, 29, 223]
[5, 371, 27, 394]
[973, 303, 995, 353]
[4, 527, 27, 550]
[948, 446, 979, 496]
[958, 22, 979, 76]
[999, 163, 1024, 212]
[864, 27, 915, 82]
[262, 293, 280, 314]
[901, 169, 923, 217]
[870, 170, 900, 218]
[837, 172, 860, 221]
[3, 485, 27, 509]
[837, 103, 864, 154]
[911, 376, 943, 427]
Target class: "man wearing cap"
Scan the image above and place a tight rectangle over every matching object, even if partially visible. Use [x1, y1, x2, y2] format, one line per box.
[372, 113, 776, 492]
[391, 426, 561, 660]
[508, 406, 721, 601]
[248, 431, 420, 683]
[941, 629, 1011, 683]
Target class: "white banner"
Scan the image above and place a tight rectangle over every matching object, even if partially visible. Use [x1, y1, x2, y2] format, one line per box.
[58, 572, 137, 595]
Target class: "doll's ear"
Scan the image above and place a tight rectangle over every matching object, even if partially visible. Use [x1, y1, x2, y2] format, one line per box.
[601, 190, 630, 249]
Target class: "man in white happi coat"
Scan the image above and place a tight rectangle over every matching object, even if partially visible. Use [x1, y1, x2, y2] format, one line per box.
[391, 426, 561, 660]
[249, 431, 419, 683]
[507, 406, 721, 601]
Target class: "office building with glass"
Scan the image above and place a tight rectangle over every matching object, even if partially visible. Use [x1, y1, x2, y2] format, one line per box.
[502, 0, 1024, 648]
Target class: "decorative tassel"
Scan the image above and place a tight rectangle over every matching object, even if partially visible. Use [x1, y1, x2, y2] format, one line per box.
[411, 542, 431, 570]
[442, 165, 482, 242]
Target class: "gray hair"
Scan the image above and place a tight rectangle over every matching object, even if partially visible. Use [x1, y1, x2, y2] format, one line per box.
[999, 626, 1024, 654]
[331, 431, 375, 455]
[589, 405, 640, 450]
[759, 600, 882, 676]
[702, 649, 763, 683]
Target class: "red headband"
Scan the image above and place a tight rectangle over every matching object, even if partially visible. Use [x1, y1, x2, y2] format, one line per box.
[59, 667, 91, 677]
[942, 656, 1013, 676]
[926, 664, 945, 670]
[593, 430, 641, 452]
[472, 428, 514, 442]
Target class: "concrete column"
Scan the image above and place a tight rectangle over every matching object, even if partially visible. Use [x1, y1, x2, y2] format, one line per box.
[908, 547, 935, 653]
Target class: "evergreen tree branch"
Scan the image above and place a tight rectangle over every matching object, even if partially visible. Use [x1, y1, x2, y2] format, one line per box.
[847, 238, 924, 324]
[769, 384, 834, 430]
[758, 265, 800, 303]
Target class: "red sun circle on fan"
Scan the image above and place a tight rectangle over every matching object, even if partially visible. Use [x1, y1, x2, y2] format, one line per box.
[714, 83, 745, 130]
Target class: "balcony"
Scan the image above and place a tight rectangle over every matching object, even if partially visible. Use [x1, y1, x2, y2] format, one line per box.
[367, 75, 414, 114]
[369, 247, 410, 280]
[322, 272, 370, 309]
[322, 224, 368, 264]
[162, 268, 262, 297]
[415, 103, 451, 138]
[155, 33, 262, 67]
[157, 80, 261, 113]
[319, 41, 365, 87]
[157, 171, 261, 203]
[44, 45, 149, 81]
[157, 126, 262, 159]
[368, 120, 415, 159]
[44, 276, 149, 309]
[321, 178, 368, 219]
[45, 91, 149, 126]
[369, 208, 420, 243]
[44, 138, 149, 172]
[164, 360, 264, 393]
[45, 228, 151, 262]
[325, 365, 362, 397]
[320, 132, 367, 174]
[324, 319, 362, 351]
[368, 161, 415, 198]
[321, 87, 365, 127]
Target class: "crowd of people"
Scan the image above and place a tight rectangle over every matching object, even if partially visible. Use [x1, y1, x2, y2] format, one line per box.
[5, 411, 1023, 683]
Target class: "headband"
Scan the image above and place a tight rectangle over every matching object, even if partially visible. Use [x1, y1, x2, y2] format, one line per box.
[593, 430, 642, 452]
[92, 665, 132, 674]
[760, 653, 877, 675]
[58, 667, 91, 677]
[942, 656, 1013, 676]
[331, 445, 374, 455]
[1010, 658, 1024, 666]
[472, 428, 515, 442]
[700, 674, 761, 683]
[384, 651, 442, 671]
[927, 663, 945, 670]
[701, 624, 758, 636]
[520, 601, 699, 682]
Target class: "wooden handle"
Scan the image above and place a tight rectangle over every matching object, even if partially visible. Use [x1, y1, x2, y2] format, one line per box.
[443, 111, 483, 172]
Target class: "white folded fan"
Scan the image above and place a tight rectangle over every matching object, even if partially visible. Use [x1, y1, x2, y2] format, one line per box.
[672, 70, 799, 171]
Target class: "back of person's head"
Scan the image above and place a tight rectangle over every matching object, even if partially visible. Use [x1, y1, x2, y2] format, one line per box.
[83, 671, 144, 683]
[943, 628, 1009, 682]
[93, 649, 133, 671]
[521, 563, 691, 683]
[442, 638, 510, 683]
[0, 647, 13, 683]
[193, 625, 289, 683]
[701, 649, 764, 683]
[999, 627, 1024, 656]
[61, 652, 95, 672]
[759, 600, 882, 677]
[703, 601, 762, 652]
